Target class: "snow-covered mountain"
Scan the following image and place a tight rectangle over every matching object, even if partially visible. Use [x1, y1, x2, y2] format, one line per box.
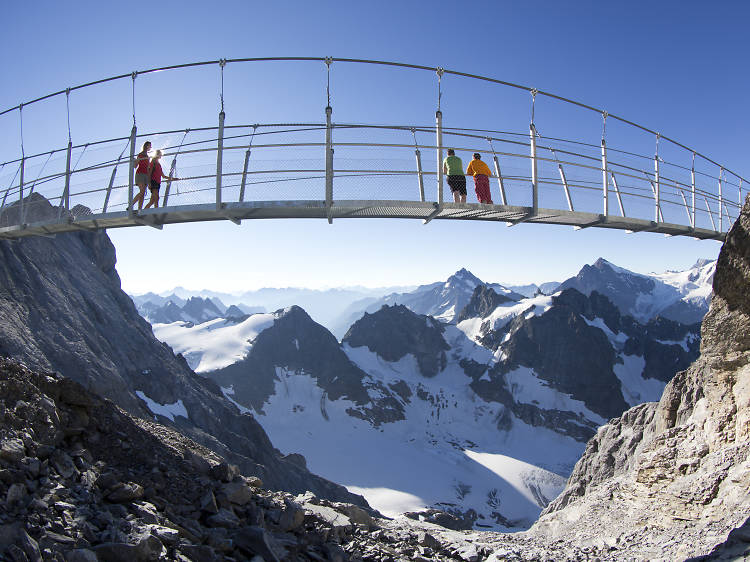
[134, 285, 412, 337]
[336, 268, 525, 335]
[151, 272, 701, 530]
[558, 257, 715, 324]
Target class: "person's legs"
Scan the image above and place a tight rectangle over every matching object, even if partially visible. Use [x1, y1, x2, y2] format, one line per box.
[477, 175, 492, 203]
[130, 183, 145, 210]
[452, 189, 461, 203]
[133, 184, 147, 209]
[144, 188, 160, 209]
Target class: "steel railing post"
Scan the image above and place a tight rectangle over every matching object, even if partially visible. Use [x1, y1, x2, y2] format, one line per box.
[128, 125, 136, 213]
[487, 140, 507, 206]
[415, 147, 425, 202]
[718, 168, 723, 232]
[216, 111, 225, 211]
[163, 156, 178, 208]
[691, 160, 696, 229]
[64, 140, 72, 215]
[601, 139, 608, 217]
[739, 179, 744, 221]
[654, 153, 660, 223]
[325, 105, 334, 223]
[556, 159, 573, 212]
[435, 110, 444, 205]
[610, 172, 625, 217]
[239, 148, 251, 203]
[18, 155, 24, 226]
[530, 123, 538, 216]
[492, 154, 507, 205]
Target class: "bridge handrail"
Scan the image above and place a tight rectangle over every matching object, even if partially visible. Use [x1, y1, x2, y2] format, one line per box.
[0, 123, 740, 218]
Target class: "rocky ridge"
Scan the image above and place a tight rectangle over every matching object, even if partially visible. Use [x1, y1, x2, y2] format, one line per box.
[524, 197, 750, 560]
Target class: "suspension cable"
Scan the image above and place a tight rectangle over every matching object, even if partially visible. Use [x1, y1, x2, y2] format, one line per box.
[131, 72, 137, 125]
[436, 67, 444, 111]
[66, 88, 72, 143]
[325, 57, 333, 107]
[219, 59, 226, 113]
[19, 104, 24, 158]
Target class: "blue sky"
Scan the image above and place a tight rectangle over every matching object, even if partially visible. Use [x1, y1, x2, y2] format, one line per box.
[2, 1, 748, 293]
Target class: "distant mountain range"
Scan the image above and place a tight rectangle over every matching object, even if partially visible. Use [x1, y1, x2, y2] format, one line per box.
[144, 258, 712, 529]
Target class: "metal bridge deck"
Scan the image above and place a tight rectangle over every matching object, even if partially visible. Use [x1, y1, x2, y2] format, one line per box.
[0, 199, 724, 241]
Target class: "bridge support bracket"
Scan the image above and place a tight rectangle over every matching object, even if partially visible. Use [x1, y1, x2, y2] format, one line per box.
[507, 211, 535, 227]
[423, 204, 442, 225]
[132, 216, 163, 230]
[573, 217, 606, 231]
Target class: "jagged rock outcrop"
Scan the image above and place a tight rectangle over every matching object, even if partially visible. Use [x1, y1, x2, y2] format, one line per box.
[0, 194, 365, 505]
[531, 197, 750, 560]
[558, 256, 713, 324]
[343, 304, 449, 378]
[457, 285, 514, 323]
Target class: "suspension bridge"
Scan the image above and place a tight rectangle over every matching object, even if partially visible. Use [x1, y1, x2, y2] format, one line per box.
[0, 57, 745, 241]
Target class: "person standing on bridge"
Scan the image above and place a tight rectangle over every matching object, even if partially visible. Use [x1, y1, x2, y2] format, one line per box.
[130, 141, 152, 210]
[443, 149, 466, 203]
[466, 153, 493, 204]
[143, 150, 179, 209]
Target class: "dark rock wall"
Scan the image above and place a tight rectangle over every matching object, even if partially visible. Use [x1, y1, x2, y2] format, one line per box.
[343, 304, 449, 378]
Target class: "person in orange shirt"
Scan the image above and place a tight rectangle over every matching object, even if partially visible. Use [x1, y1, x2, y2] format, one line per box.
[466, 153, 493, 204]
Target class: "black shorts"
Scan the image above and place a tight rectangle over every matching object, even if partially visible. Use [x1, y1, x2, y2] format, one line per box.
[447, 175, 467, 196]
[149, 180, 160, 191]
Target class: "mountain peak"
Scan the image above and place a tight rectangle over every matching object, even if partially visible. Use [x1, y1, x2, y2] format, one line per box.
[446, 268, 483, 288]
[592, 257, 614, 269]
[692, 258, 715, 269]
[343, 304, 448, 378]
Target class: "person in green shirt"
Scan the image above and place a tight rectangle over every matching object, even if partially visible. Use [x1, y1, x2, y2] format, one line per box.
[443, 149, 466, 203]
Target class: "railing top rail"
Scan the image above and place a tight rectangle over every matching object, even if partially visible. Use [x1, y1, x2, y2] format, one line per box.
[0, 57, 746, 184]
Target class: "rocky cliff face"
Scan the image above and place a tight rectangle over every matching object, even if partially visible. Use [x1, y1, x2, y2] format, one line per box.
[211, 305, 406, 426]
[0, 194, 365, 506]
[531, 198, 750, 560]
[469, 287, 700, 433]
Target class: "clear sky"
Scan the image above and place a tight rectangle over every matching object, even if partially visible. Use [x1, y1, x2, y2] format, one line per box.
[2, 1, 748, 294]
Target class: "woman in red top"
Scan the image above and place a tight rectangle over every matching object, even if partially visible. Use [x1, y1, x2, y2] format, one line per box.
[143, 150, 179, 209]
[130, 141, 151, 210]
